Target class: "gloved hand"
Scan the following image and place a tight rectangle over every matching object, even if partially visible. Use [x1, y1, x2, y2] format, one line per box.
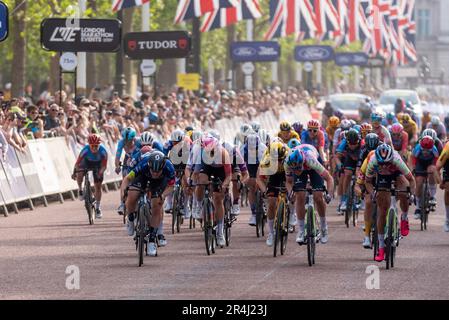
[115, 167, 121, 175]
[324, 193, 332, 204]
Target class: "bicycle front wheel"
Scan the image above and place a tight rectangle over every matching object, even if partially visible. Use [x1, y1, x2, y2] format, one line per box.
[137, 203, 148, 267]
[306, 206, 315, 267]
[280, 206, 290, 255]
[385, 208, 395, 270]
[84, 182, 94, 225]
[171, 187, 179, 234]
[273, 201, 284, 258]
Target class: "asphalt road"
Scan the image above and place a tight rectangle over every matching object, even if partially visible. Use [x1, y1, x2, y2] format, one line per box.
[1, 189, 449, 300]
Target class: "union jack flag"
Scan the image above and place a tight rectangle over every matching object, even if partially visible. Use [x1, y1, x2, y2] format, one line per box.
[174, 0, 239, 24]
[200, 0, 261, 32]
[112, 0, 150, 12]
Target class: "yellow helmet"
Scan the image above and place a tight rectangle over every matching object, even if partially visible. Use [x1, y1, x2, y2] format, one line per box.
[269, 141, 288, 160]
[329, 116, 340, 128]
[280, 121, 291, 132]
[401, 113, 411, 123]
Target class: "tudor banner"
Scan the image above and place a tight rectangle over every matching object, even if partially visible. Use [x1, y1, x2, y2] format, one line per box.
[41, 18, 121, 52]
[124, 31, 191, 60]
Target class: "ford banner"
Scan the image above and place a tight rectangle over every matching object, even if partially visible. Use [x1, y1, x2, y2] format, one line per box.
[124, 31, 191, 60]
[230, 42, 280, 62]
[41, 18, 121, 52]
[335, 52, 369, 66]
[294, 45, 334, 62]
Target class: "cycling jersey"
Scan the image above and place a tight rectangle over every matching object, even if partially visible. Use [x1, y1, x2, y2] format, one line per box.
[365, 151, 412, 180]
[116, 138, 142, 160]
[391, 131, 408, 154]
[382, 118, 398, 127]
[222, 142, 248, 174]
[326, 126, 338, 144]
[356, 150, 376, 185]
[163, 137, 192, 167]
[373, 125, 392, 145]
[241, 139, 266, 178]
[128, 156, 176, 194]
[301, 129, 325, 150]
[284, 144, 326, 177]
[336, 139, 363, 170]
[402, 121, 418, 141]
[277, 130, 300, 144]
[259, 146, 290, 176]
[75, 144, 108, 169]
[411, 144, 439, 165]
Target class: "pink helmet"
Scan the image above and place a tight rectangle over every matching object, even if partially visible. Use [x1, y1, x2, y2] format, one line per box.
[390, 123, 404, 135]
[201, 136, 218, 150]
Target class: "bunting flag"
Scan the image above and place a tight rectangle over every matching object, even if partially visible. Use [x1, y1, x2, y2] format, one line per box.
[264, 0, 416, 65]
[112, 0, 150, 12]
[174, 0, 239, 24]
[200, 0, 262, 32]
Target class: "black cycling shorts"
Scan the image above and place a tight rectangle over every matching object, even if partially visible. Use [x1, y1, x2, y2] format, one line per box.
[197, 164, 226, 192]
[292, 170, 325, 191]
[247, 164, 259, 178]
[266, 172, 286, 198]
[80, 159, 104, 183]
[130, 175, 168, 198]
[343, 155, 358, 171]
[376, 172, 400, 190]
[414, 159, 434, 177]
[443, 161, 449, 182]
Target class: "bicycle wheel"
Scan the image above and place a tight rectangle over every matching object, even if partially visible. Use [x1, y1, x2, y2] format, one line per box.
[255, 191, 261, 238]
[84, 180, 94, 225]
[280, 206, 290, 255]
[273, 201, 284, 258]
[385, 208, 395, 270]
[171, 187, 179, 234]
[137, 203, 148, 267]
[224, 196, 232, 247]
[306, 206, 315, 267]
[420, 183, 428, 231]
[203, 200, 213, 256]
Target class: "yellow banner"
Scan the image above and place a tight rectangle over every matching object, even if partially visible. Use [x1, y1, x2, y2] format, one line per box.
[177, 73, 200, 90]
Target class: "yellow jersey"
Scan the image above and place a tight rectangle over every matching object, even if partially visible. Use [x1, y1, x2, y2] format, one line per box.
[277, 130, 300, 144]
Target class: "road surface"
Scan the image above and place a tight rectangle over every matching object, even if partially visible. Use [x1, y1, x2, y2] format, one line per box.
[1, 189, 449, 300]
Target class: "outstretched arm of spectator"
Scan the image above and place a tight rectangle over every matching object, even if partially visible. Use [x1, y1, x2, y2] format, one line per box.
[0, 130, 8, 161]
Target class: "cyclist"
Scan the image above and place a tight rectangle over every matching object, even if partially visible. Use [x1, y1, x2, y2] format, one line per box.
[398, 113, 419, 146]
[278, 121, 300, 144]
[360, 123, 373, 140]
[120, 150, 175, 256]
[251, 121, 261, 134]
[292, 122, 305, 138]
[241, 133, 267, 226]
[258, 129, 271, 148]
[235, 124, 254, 148]
[355, 133, 382, 248]
[285, 145, 334, 245]
[256, 141, 290, 246]
[426, 116, 446, 142]
[301, 119, 327, 164]
[436, 140, 449, 232]
[141, 131, 164, 153]
[365, 144, 416, 261]
[335, 128, 363, 213]
[222, 137, 249, 218]
[390, 123, 409, 161]
[382, 112, 398, 128]
[192, 136, 232, 247]
[411, 136, 440, 220]
[371, 112, 392, 146]
[115, 127, 142, 177]
[332, 119, 352, 155]
[72, 134, 108, 219]
[422, 128, 444, 154]
[326, 116, 340, 150]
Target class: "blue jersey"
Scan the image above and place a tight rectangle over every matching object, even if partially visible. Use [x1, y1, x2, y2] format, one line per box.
[76, 144, 108, 167]
[412, 144, 439, 162]
[336, 139, 361, 161]
[131, 157, 176, 181]
[116, 138, 142, 160]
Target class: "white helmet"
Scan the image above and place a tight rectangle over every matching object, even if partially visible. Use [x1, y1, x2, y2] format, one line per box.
[431, 116, 440, 126]
[140, 131, 155, 146]
[191, 130, 203, 142]
[250, 121, 261, 133]
[258, 129, 271, 146]
[208, 129, 221, 141]
[422, 128, 437, 140]
[170, 129, 185, 142]
[240, 123, 253, 137]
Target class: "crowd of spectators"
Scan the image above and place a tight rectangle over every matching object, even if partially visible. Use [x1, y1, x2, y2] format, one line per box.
[0, 84, 315, 160]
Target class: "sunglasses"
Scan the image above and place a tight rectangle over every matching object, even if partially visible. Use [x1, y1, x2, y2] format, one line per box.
[308, 129, 318, 133]
[51, 109, 58, 112]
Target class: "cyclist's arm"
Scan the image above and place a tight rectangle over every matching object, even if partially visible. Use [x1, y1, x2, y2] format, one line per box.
[74, 147, 88, 171]
[256, 167, 268, 193]
[115, 140, 124, 169]
[221, 148, 232, 189]
[99, 150, 108, 175]
[121, 170, 136, 200]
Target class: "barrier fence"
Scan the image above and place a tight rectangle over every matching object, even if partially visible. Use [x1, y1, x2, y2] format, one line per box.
[1, 103, 312, 217]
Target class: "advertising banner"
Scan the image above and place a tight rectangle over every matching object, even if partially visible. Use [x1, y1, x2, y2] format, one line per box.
[41, 18, 121, 52]
[334, 52, 369, 66]
[230, 41, 280, 62]
[177, 73, 200, 90]
[45, 138, 78, 192]
[0, 160, 15, 205]
[124, 31, 191, 60]
[2, 148, 31, 202]
[27, 140, 60, 195]
[294, 45, 334, 62]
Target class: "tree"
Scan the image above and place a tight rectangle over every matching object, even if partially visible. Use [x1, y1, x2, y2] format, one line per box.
[11, 0, 27, 97]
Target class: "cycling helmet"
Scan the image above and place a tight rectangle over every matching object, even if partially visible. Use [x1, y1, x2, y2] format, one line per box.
[340, 119, 352, 131]
[88, 134, 101, 145]
[140, 131, 155, 146]
[431, 116, 440, 126]
[346, 129, 360, 145]
[191, 130, 203, 141]
[390, 123, 404, 135]
[307, 119, 320, 130]
[280, 121, 291, 132]
[386, 112, 395, 121]
[349, 119, 357, 127]
[170, 129, 185, 142]
[400, 113, 411, 123]
[422, 128, 437, 140]
[353, 125, 362, 133]
[405, 101, 413, 109]
[292, 122, 303, 135]
[250, 121, 261, 133]
[185, 126, 194, 132]
[148, 151, 166, 172]
[122, 127, 136, 141]
[333, 109, 344, 119]
[258, 129, 271, 146]
[240, 123, 253, 137]
[201, 136, 218, 150]
[375, 144, 394, 163]
[287, 138, 301, 149]
[269, 141, 288, 160]
[208, 129, 221, 141]
[371, 112, 383, 123]
[420, 136, 435, 150]
[365, 133, 380, 151]
[286, 149, 305, 170]
[360, 123, 373, 134]
[329, 116, 340, 128]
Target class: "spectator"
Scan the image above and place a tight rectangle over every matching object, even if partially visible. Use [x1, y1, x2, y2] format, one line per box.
[23, 105, 44, 139]
[44, 104, 61, 131]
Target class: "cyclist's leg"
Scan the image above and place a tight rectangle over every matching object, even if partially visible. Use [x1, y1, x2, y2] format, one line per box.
[396, 174, 410, 236]
[231, 170, 240, 214]
[211, 168, 226, 240]
[375, 175, 392, 260]
[92, 168, 103, 210]
[428, 164, 438, 203]
[246, 164, 258, 217]
[293, 172, 307, 241]
[310, 170, 328, 242]
[414, 165, 425, 217]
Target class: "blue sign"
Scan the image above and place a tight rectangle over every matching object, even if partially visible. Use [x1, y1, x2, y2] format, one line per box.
[0, 1, 8, 42]
[295, 45, 334, 62]
[335, 52, 369, 66]
[231, 41, 280, 62]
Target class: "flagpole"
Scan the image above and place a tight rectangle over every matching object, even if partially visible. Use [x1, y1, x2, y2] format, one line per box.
[245, 20, 253, 90]
[76, 0, 87, 97]
[114, 8, 126, 97]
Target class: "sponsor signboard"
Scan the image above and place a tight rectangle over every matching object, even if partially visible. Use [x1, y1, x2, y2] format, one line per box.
[334, 52, 369, 66]
[41, 18, 121, 52]
[230, 41, 280, 62]
[124, 31, 191, 60]
[177, 73, 200, 90]
[295, 45, 334, 62]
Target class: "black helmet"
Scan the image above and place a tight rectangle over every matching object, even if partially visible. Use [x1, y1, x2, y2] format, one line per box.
[346, 129, 360, 145]
[365, 133, 380, 151]
[148, 151, 166, 172]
